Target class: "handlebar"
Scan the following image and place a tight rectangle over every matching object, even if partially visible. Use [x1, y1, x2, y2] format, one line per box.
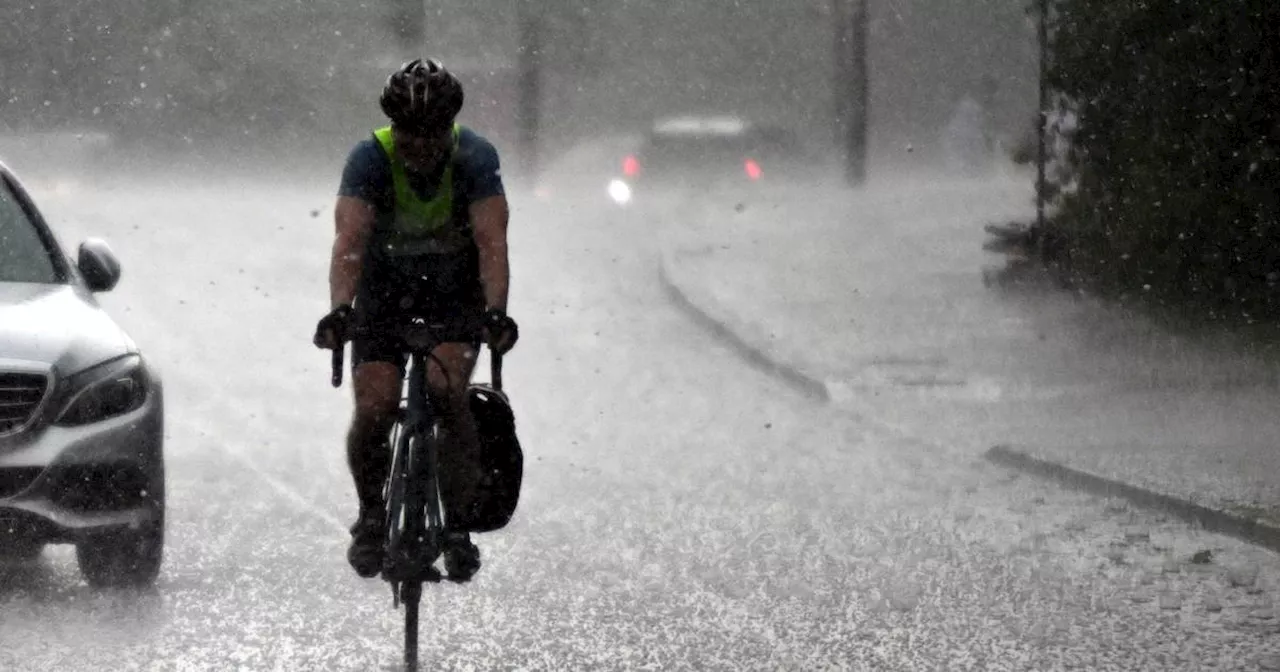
[331, 346, 345, 388]
[328, 323, 504, 390]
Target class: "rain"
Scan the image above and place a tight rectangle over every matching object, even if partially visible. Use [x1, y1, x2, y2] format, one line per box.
[1, 1, 1278, 670]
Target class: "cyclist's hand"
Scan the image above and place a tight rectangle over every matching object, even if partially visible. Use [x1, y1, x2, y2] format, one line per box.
[483, 308, 519, 355]
[313, 304, 353, 349]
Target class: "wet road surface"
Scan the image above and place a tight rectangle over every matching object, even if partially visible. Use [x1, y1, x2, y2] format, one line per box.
[1, 175, 1277, 671]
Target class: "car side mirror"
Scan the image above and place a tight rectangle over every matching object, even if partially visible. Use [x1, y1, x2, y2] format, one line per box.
[77, 238, 122, 293]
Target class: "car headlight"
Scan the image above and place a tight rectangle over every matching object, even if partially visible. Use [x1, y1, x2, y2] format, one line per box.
[608, 179, 632, 205]
[55, 355, 149, 426]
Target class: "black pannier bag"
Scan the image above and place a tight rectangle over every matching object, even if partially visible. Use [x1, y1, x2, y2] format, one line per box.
[463, 383, 523, 532]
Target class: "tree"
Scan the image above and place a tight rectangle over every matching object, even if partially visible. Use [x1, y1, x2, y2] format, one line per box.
[1042, 0, 1280, 317]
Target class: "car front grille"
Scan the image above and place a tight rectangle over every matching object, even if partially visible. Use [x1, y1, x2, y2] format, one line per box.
[0, 372, 48, 435]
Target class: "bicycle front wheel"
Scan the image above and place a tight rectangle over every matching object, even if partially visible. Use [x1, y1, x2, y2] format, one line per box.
[399, 429, 429, 670]
[402, 580, 422, 670]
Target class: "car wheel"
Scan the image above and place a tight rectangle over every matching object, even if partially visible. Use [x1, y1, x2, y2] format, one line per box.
[76, 512, 164, 588]
[0, 539, 44, 562]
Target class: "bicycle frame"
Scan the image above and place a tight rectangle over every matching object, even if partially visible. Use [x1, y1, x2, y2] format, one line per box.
[385, 348, 445, 671]
[384, 348, 446, 581]
[331, 320, 500, 672]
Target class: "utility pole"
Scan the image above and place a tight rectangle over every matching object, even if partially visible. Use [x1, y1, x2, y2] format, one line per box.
[832, 0, 868, 186]
[1035, 0, 1049, 234]
[516, 1, 543, 181]
[831, 0, 848, 154]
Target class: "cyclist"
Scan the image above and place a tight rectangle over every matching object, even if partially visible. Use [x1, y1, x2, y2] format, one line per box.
[313, 58, 518, 582]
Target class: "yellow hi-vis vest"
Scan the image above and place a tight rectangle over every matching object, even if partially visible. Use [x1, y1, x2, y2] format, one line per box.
[372, 124, 467, 256]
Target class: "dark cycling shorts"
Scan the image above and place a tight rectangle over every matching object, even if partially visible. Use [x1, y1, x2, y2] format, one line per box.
[352, 273, 485, 374]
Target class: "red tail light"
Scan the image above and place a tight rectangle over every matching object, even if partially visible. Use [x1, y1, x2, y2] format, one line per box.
[744, 158, 762, 180]
[623, 155, 640, 177]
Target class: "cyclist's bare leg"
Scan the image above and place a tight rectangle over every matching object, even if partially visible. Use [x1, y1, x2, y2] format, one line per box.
[425, 342, 481, 526]
[348, 361, 401, 514]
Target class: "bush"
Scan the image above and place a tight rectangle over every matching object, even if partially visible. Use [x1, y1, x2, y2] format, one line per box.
[1042, 0, 1280, 320]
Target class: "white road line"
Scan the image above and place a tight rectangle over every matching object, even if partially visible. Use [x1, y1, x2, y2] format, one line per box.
[179, 409, 350, 535]
[220, 445, 349, 534]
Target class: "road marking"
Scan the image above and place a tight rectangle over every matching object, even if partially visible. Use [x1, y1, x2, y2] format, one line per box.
[178, 408, 349, 535]
[220, 446, 349, 535]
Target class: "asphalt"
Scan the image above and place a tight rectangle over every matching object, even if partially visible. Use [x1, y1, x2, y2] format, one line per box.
[0, 155, 1277, 670]
[657, 170, 1280, 554]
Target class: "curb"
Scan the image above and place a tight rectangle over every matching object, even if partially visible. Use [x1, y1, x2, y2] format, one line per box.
[657, 250, 830, 403]
[660, 244, 1280, 554]
[986, 445, 1280, 554]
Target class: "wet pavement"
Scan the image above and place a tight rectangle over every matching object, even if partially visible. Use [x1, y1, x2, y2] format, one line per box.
[0, 165, 1276, 670]
[660, 173, 1280, 538]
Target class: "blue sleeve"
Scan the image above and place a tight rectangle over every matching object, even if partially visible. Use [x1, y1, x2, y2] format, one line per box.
[337, 140, 391, 206]
[456, 131, 506, 202]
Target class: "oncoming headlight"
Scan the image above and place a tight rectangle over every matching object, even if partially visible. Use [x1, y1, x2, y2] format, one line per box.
[55, 355, 149, 426]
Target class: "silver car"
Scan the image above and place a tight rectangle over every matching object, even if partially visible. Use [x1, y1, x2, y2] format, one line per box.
[0, 160, 165, 587]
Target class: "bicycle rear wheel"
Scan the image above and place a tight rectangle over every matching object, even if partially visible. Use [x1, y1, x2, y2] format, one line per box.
[384, 420, 409, 565]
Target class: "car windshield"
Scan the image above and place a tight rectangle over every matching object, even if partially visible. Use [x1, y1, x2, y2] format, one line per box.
[639, 126, 807, 174]
[641, 135, 754, 171]
[0, 180, 58, 283]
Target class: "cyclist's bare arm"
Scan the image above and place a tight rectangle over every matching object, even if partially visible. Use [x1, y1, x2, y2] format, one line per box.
[330, 196, 377, 309]
[470, 194, 510, 312]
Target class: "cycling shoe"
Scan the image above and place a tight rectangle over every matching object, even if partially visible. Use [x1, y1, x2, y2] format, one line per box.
[442, 532, 481, 583]
[347, 511, 385, 579]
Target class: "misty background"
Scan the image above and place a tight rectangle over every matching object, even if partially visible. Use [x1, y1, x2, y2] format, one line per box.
[1, 0, 1039, 175]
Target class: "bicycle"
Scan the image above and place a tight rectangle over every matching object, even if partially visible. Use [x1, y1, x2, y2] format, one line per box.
[329, 318, 502, 671]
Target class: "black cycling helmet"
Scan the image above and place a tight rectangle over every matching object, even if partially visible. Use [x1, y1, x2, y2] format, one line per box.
[379, 58, 464, 132]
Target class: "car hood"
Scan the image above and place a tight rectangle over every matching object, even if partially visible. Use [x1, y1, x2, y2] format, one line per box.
[0, 282, 134, 375]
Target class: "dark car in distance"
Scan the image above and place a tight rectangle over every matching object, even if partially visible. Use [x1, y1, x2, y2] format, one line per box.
[607, 114, 813, 206]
